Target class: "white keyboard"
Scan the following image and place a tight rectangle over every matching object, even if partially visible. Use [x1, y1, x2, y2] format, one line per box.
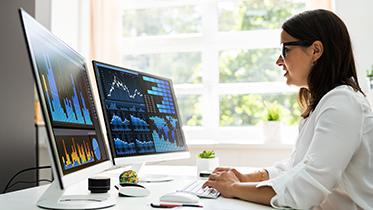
[179, 180, 220, 199]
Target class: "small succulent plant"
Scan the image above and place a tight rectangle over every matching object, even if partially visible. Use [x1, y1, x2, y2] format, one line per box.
[198, 150, 216, 159]
[264, 101, 282, 121]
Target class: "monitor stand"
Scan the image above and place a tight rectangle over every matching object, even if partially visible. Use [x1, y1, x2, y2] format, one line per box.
[37, 181, 116, 210]
[131, 162, 173, 183]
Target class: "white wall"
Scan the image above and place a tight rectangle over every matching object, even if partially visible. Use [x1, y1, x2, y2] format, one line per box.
[49, 0, 91, 58]
[335, 0, 373, 97]
[50, 0, 80, 51]
[155, 144, 292, 168]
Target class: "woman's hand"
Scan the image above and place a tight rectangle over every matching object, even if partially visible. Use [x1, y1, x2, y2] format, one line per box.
[203, 169, 275, 204]
[211, 167, 269, 182]
[211, 167, 247, 182]
[202, 170, 240, 198]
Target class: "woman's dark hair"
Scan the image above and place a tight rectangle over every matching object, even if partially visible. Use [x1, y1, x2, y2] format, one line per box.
[282, 9, 364, 118]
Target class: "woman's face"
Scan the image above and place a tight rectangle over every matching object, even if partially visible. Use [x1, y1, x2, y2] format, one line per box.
[276, 30, 314, 88]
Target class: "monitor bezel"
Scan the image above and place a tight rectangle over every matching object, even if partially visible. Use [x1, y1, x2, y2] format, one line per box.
[19, 9, 113, 189]
[92, 60, 190, 166]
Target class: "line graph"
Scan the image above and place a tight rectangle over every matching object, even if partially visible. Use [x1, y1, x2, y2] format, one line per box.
[105, 100, 146, 112]
[99, 67, 145, 104]
[114, 137, 137, 156]
[107, 75, 143, 99]
[94, 63, 186, 157]
[130, 115, 150, 131]
[135, 138, 155, 153]
[110, 112, 131, 131]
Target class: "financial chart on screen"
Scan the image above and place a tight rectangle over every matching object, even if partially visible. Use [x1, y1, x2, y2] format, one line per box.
[40, 55, 93, 127]
[27, 24, 109, 175]
[94, 62, 187, 158]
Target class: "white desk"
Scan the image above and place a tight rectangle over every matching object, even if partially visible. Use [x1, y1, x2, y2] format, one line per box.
[0, 165, 273, 210]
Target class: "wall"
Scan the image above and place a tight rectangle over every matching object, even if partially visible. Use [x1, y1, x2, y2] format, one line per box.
[155, 144, 292, 168]
[0, 1, 36, 193]
[335, 0, 373, 100]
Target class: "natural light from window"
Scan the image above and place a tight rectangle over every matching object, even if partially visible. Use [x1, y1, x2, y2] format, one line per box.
[51, 0, 318, 145]
[118, 0, 306, 144]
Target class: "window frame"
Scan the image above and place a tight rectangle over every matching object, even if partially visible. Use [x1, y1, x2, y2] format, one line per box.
[120, 0, 301, 143]
[51, 0, 306, 144]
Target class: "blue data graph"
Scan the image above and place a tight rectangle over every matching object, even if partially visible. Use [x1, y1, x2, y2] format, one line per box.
[92, 138, 101, 160]
[114, 137, 137, 156]
[143, 76, 175, 114]
[41, 54, 93, 126]
[166, 116, 178, 128]
[106, 100, 146, 113]
[130, 115, 150, 131]
[135, 138, 155, 153]
[110, 113, 131, 131]
[149, 116, 184, 152]
[94, 62, 187, 158]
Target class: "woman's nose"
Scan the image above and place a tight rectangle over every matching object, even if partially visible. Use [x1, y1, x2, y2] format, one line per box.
[276, 55, 284, 66]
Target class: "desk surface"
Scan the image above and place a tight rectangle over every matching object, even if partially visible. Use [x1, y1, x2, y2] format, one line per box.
[0, 165, 272, 210]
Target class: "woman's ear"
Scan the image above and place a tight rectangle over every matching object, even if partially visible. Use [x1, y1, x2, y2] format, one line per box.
[312, 41, 323, 62]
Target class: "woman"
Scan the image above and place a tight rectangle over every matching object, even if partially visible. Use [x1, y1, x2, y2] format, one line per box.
[203, 9, 373, 209]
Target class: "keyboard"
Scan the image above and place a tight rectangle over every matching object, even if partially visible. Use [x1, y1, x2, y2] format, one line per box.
[179, 180, 220, 199]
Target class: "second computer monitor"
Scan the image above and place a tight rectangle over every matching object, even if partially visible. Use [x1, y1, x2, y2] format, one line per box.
[92, 61, 189, 166]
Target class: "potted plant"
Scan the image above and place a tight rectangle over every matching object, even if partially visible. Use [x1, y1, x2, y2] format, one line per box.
[196, 150, 219, 175]
[262, 101, 282, 143]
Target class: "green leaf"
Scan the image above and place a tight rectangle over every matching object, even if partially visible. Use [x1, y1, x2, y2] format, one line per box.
[264, 101, 282, 121]
[198, 150, 216, 159]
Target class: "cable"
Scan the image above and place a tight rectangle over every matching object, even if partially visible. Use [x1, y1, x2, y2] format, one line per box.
[6, 179, 53, 193]
[2, 166, 52, 194]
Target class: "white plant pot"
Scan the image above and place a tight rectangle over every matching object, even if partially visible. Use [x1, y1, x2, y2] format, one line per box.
[262, 121, 282, 144]
[196, 157, 219, 174]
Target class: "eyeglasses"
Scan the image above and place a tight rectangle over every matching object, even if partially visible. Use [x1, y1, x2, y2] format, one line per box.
[280, 40, 312, 59]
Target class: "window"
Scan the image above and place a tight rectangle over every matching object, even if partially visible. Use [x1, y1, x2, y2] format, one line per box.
[52, 0, 321, 144]
[118, 0, 306, 143]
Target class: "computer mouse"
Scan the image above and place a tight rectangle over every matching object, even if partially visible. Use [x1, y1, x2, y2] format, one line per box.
[115, 184, 150, 197]
[160, 192, 200, 204]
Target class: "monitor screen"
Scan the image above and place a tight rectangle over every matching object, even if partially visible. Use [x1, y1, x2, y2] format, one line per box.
[20, 10, 110, 176]
[93, 61, 187, 160]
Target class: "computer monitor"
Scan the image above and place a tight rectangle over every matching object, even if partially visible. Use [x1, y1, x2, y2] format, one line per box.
[92, 61, 190, 181]
[19, 9, 115, 209]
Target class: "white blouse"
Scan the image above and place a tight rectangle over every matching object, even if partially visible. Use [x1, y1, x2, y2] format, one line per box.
[257, 85, 373, 209]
